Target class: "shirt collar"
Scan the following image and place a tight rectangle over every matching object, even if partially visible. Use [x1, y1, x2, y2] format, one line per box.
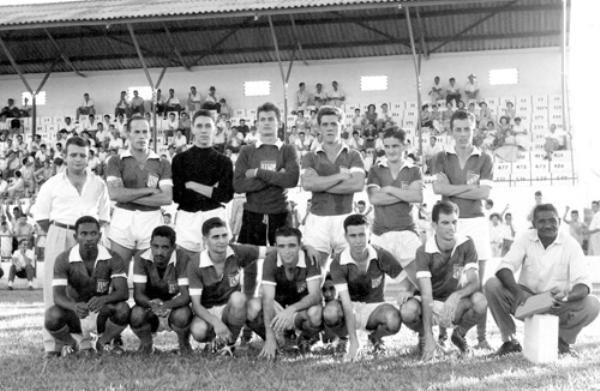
[199, 247, 236, 268]
[425, 234, 470, 256]
[255, 139, 283, 150]
[140, 248, 177, 266]
[68, 244, 112, 263]
[377, 157, 414, 169]
[276, 251, 306, 268]
[315, 142, 349, 155]
[119, 148, 160, 160]
[446, 146, 481, 157]
[339, 245, 378, 266]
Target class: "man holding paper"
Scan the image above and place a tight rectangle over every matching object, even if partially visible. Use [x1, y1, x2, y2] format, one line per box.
[485, 203, 600, 356]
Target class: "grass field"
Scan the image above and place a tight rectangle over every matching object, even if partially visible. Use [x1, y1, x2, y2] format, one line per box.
[1, 289, 599, 391]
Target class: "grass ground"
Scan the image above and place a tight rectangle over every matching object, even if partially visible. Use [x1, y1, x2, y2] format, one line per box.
[1, 289, 599, 391]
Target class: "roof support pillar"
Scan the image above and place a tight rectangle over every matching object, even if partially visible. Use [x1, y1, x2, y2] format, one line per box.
[404, 6, 423, 158]
[268, 15, 289, 143]
[44, 29, 86, 77]
[561, 0, 574, 184]
[162, 23, 190, 70]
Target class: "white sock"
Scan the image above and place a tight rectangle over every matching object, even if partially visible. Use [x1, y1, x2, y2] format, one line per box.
[7, 281, 12, 287]
[28, 281, 33, 287]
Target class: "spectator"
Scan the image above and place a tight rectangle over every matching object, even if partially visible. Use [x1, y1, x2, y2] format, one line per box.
[130, 90, 145, 115]
[226, 127, 243, 153]
[155, 88, 167, 116]
[296, 82, 310, 110]
[489, 213, 511, 257]
[526, 190, 544, 222]
[563, 206, 587, 249]
[166, 88, 182, 113]
[7, 238, 35, 290]
[348, 130, 364, 151]
[312, 83, 326, 108]
[374, 130, 385, 152]
[115, 91, 129, 117]
[0, 98, 20, 119]
[219, 98, 232, 119]
[464, 74, 480, 101]
[544, 124, 567, 160]
[237, 119, 250, 138]
[179, 111, 192, 142]
[428, 76, 444, 103]
[351, 108, 362, 132]
[96, 122, 111, 145]
[244, 126, 259, 145]
[88, 150, 101, 174]
[478, 102, 493, 129]
[423, 136, 443, 174]
[445, 77, 461, 105]
[362, 104, 378, 129]
[114, 113, 127, 136]
[294, 131, 313, 156]
[378, 103, 393, 129]
[326, 80, 346, 107]
[587, 201, 600, 255]
[7, 170, 25, 200]
[76, 93, 96, 118]
[0, 220, 12, 260]
[165, 112, 179, 139]
[171, 129, 187, 152]
[20, 97, 32, 117]
[187, 86, 203, 113]
[420, 104, 433, 128]
[353, 200, 373, 225]
[0, 173, 8, 197]
[503, 101, 516, 120]
[205, 86, 219, 104]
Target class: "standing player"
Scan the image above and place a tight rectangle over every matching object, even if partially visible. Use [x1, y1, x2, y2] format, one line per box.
[324, 214, 412, 360]
[246, 227, 322, 359]
[188, 218, 268, 354]
[32, 136, 111, 357]
[44, 216, 130, 355]
[106, 115, 172, 270]
[172, 109, 234, 258]
[367, 126, 423, 294]
[233, 102, 299, 342]
[431, 110, 493, 349]
[301, 106, 365, 267]
[130, 226, 193, 353]
[401, 201, 488, 360]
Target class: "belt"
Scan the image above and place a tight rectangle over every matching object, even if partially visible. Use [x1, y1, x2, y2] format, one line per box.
[51, 221, 76, 231]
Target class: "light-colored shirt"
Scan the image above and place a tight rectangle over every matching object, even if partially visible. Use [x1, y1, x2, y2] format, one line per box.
[31, 171, 111, 225]
[496, 229, 592, 295]
[12, 249, 34, 269]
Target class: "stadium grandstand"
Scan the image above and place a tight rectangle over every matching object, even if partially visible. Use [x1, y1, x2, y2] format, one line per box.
[0, 0, 599, 389]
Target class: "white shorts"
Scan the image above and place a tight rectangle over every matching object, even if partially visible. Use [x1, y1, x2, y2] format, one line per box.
[351, 301, 393, 332]
[303, 213, 350, 255]
[109, 207, 163, 250]
[458, 216, 491, 261]
[175, 208, 228, 252]
[370, 230, 422, 267]
[71, 312, 99, 350]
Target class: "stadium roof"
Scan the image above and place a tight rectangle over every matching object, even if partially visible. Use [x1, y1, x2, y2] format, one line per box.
[0, 0, 566, 75]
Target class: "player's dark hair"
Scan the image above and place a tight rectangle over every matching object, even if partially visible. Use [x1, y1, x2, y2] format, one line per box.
[382, 126, 406, 143]
[274, 226, 302, 244]
[532, 203, 558, 222]
[535, 190, 542, 197]
[151, 225, 177, 246]
[431, 201, 459, 223]
[202, 217, 227, 237]
[65, 136, 89, 155]
[343, 214, 369, 233]
[192, 109, 215, 123]
[489, 213, 501, 221]
[317, 106, 342, 125]
[126, 114, 149, 133]
[450, 110, 476, 130]
[74, 216, 100, 233]
[257, 102, 281, 122]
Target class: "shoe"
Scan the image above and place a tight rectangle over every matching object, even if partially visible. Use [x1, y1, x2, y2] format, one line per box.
[216, 344, 235, 357]
[61, 344, 76, 357]
[113, 335, 124, 347]
[240, 327, 253, 345]
[335, 336, 348, 354]
[475, 339, 492, 350]
[96, 340, 125, 355]
[8, 286, 13, 290]
[137, 343, 153, 354]
[450, 328, 469, 354]
[558, 338, 578, 357]
[77, 348, 95, 358]
[438, 327, 448, 348]
[368, 333, 385, 355]
[177, 339, 193, 355]
[493, 340, 522, 357]
[297, 333, 318, 355]
[44, 351, 60, 359]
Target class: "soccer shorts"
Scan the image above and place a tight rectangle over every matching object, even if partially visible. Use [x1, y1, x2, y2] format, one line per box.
[175, 208, 228, 253]
[109, 207, 163, 250]
[457, 216, 491, 261]
[303, 213, 350, 255]
[370, 230, 421, 267]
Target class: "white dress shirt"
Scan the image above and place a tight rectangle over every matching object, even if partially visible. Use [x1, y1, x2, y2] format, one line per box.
[496, 229, 592, 295]
[31, 170, 111, 225]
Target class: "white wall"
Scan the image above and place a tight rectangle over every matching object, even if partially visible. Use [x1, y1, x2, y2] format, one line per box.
[0, 47, 561, 118]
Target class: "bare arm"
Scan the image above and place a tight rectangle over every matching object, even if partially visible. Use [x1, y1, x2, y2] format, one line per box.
[379, 180, 424, 203]
[327, 171, 365, 194]
[107, 179, 156, 203]
[301, 168, 345, 192]
[163, 285, 191, 310]
[368, 186, 401, 206]
[452, 269, 479, 299]
[131, 185, 173, 207]
[133, 283, 153, 308]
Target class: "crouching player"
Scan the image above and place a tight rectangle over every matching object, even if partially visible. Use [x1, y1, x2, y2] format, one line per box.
[130, 226, 193, 353]
[188, 218, 268, 354]
[44, 216, 130, 356]
[324, 214, 411, 360]
[246, 227, 322, 359]
[402, 201, 487, 360]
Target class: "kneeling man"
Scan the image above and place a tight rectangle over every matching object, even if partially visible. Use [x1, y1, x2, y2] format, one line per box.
[188, 217, 267, 354]
[402, 201, 487, 360]
[485, 203, 600, 356]
[44, 216, 130, 356]
[130, 226, 193, 353]
[324, 214, 410, 360]
[247, 226, 322, 359]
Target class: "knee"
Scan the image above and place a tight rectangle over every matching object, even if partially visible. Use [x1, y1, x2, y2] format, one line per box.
[190, 317, 209, 342]
[484, 277, 503, 299]
[383, 306, 402, 334]
[228, 291, 247, 311]
[471, 292, 488, 315]
[111, 302, 131, 325]
[307, 305, 323, 328]
[584, 296, 600, 320]
[400, 299, 421, 324]
[169, 306, 192, 328]
[323, 301, 342, 327]
[44, 305, 64, 331]
[246, 298, 262, 322]
[129, 306, 148, 328]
